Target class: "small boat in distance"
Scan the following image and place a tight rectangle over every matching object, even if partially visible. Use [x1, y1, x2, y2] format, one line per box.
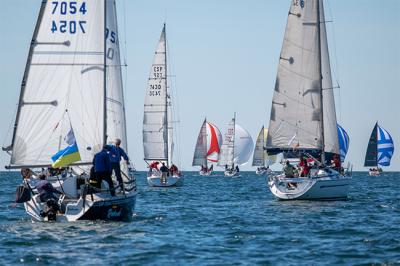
[218, 113, 254, 177]
[364, 122, 394, 176]
[266, 0, 351, 200]
[143, 24, 183, 187]
[192, 118, 222, 176]
[2, 0, 137, 221]
[252, 126, 275, 175]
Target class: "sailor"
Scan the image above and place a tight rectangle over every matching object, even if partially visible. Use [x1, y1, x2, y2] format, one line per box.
[170, 164, 178, 175]
[283, 160, 295, 178]
[149, 161, 159, 174]
[93, 146, 115, 196]
[160, 162, 169, 184]
[209, 165, 213, 172]
[107, 138, 130, 190]
[332, 154, 341, 171]
[235, 165, 240, 173]
[35, 174, 63, 202]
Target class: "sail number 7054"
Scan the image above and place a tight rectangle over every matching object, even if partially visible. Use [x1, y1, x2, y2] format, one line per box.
[51, 1, 87, 34]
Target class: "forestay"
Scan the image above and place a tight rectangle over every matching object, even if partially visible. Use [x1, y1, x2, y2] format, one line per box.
[266, 0, 339, 156]
[143, 25, 168, 162]
[9, 1, 106, 167]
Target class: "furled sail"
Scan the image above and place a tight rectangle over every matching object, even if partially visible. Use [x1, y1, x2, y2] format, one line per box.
[365, 123, 394, 167]
[337, 124, 350, 162]
[266, 0, 339, 157]
[143, 25, 168, 162]
[8, 1, 107, 167]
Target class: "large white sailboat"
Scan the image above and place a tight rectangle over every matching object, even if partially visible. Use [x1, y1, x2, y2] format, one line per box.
[252, 126, 275, 175]
[3, 0, 137, 221]
[218, 113, 253, 177]
[143, 24, 183, 187]
[266, 0, 351, 200]
[192, 118, 222, 176]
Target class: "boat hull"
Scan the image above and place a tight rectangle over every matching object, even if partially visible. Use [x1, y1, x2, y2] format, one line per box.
[224, 170, 239, 177]
[268, 172, 351, 200]
[147, 174, 184, 187]
[199, 170, 212, 176]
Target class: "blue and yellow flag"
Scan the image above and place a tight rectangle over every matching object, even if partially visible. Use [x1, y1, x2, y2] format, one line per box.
[51, 127, 81, 168]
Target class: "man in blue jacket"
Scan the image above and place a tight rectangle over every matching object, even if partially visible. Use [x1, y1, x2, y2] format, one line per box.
[93, 146, 115, 196]
[107, 138, 130, 190]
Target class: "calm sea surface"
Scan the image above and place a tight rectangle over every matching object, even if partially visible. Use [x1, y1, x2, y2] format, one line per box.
[0, 171, 399, 265]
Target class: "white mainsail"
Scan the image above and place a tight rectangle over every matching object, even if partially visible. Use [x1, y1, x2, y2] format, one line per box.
[192, 119, 208, 167]
[143, 25, 174, 164]
[8, 1, 110, 167]
[252, 127, 276, 167]
[266, 0, 339, 156]
[218, 118, 235, 167]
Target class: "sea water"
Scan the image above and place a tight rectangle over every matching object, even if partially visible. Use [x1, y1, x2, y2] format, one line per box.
[0, 171, 399, 265]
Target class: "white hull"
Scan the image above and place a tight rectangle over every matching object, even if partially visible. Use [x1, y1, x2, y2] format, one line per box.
[268, 169, 351, 200]
[224, 170, 239, 177]
[256, 168, 271, 176]
[147, 173, 184, 187]
[368, 170, 381, 176]
[199, 170, 212, 176]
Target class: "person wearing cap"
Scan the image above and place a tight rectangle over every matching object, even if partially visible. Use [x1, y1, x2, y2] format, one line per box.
[107, 138, 129, 190]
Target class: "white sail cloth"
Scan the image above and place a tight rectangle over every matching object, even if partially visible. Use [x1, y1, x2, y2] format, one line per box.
[143, 26, 168, 162]
[266, 0, 339, 155]
[252, 127, 276, 167]
[219, 122, 254, 167]
[10, 1, 106, 166]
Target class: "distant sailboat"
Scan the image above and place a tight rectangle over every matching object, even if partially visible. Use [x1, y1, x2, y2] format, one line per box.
[266, 0, 351, 200]
[192, 119, 222, 176]
[218, 113, 254, 177]
[364, 122, 394, 176]
[252, 126, 275, 175]
[2, 0, 137, 221]
[143, 24, 183, 187]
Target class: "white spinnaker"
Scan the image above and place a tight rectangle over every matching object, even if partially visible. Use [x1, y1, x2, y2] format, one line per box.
[192, 120, 208, 167]
[267, 0, 322, 151]
[218, 118, 235, 167]
[206, 122, 222, 163]
[234, 124, 254, 166]
[143, 26, 168, 162]
[11, 1, 105, 166]
[320, 0, 339, 154]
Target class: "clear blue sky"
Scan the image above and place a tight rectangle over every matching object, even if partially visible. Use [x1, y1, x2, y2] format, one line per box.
[0, 0, 399, 171]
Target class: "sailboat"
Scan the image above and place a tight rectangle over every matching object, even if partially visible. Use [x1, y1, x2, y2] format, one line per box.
[2, 0, 137, 221]
[143, 24, 183, 187]
[192, 119, 222, 176]
[364, 122, 394, 176]
[252, 126, 275, 175]
[266, 0, 351, 200]
[218, 113, 254, 177]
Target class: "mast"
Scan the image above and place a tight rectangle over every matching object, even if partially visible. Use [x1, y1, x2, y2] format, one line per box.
[163, 23, 169, 166]
[375, 121, 379, 167]
[205, 117, 208, 169]
[103, 0, 108, 146]
[232, 112, 236, 167]
[316, 0, 326, 164]
[262, 126, 265, 168]
[7, 0, 48, 152]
